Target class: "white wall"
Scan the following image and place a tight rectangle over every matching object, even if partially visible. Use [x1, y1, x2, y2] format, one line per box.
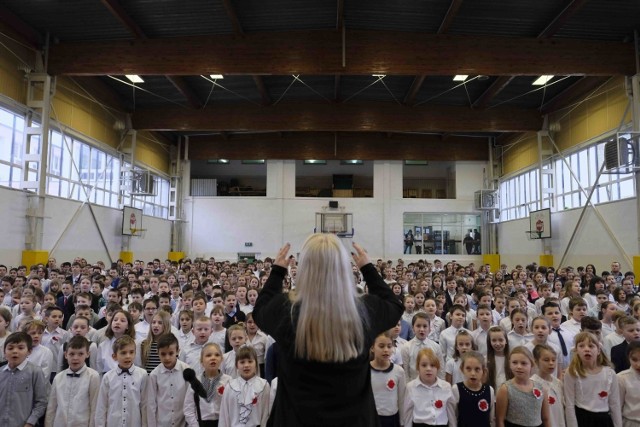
[497, 198, 638, 272]
[0, 186, 172, 267]
[184, 160, 487, 262]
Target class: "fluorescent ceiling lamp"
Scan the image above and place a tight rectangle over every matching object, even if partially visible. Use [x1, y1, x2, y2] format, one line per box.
[532, 75, 554, 85]
[241, 160, 265, 164]
[210, 74, 224, 79]
[453, 75, 468, 81]
[304, 160, 326, 165]
[404, 160, 429, 165]
[125, 75, 144, 83]
[340, 160, 363, 165]
[372, 74, 386, 78]
[207, 159, 229, 164]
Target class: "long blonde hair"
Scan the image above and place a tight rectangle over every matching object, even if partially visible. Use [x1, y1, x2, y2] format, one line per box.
[567, 331, 611, 378]
[292, 233, 365, 362]
[141, 311, 172, 366]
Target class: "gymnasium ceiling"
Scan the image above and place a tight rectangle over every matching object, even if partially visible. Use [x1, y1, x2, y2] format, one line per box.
[0, 0, 638, 160]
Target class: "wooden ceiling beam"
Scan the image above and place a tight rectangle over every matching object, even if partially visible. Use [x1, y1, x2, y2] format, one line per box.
[473, 76, 515, 108]
[166, 76, 203, 109]
[100, 0, 146, 39]
[538, 0, 589, 39]
[540, 76, 611, 114]
[47, 30, 635, 76]
[0, 4, 42, 47]
[131, 102, 541, 133]
[334, 75, 341, 102]
[252, 75, 272, 105]
[222, 0, 245, 36]
[188, 132, 489, 161]
[404, 75, 427, 105]
[437, 0, 464, 34]
[69, 76, 129, 112]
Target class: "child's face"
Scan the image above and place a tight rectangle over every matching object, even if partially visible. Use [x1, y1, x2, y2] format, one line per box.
[532, 320, 549, 342]
[225, 295, 237, 311]
[159, 297, 170, 308]
[130, 294, 142, 304]
[390, 321, 401, 339]
[201, 344, 223, 373]
[171, 287, 181, 298]
[494, 298, 505, 312]
[489, 331, 506, 354]
[507, 300, 520, 314]
[479, 296, 492, 306]
[543, 306, 562, 328]
[371, 336, 392, 365]
[112, 343, 136, 369]
[454, 297, 467, 307]
[456, 336, 473, 354]
[623, 323, 640, 342]
[43, 294, 55, 306]
[80, 279, 91, 292]
[194, 321, 212, 344]
[47, 310, 64, 329]
[111, 312, 129, 336]
[477, 309, 492, 326]
[414, 294, 425, 307]
[512, 313, 527, 333]
[159, 343, 179, 370]
[20, 299, 34, 314]
[179, 315, 193, 331]
[418, 356, 438, 385]
[423, 299, 436, 315]
[446, 280, 456, 291]
[436, 294, 445, 305]
[404, 298, 415, 312]
[246, 318, 258, 334]
[571, 304, 587, 322]
[237, 357, 257, 380]
[536, 349, 556, 376]
[576, 338, 600, 364]
[4, 341, 30, 369]
[229, 330, 246, 350]
[27, 327, 42, 346]
[247, 290, 258, 306]
[597, 294, 609, 305]
[91, 283, 101, 295]
[509, 353, 532, 379]
[71, 320, 89, 337]
[151, 317, 165, 336]
[107, 292, 120, 303]
[65, 346, 89, 371]
[413, 318, 429, 341]
[461, 357, 483, 387]
[192, 299, 206, 314]
[76, 296, 91, 307]
[0, 316, 7, 332]
[450, 309, 466, 328]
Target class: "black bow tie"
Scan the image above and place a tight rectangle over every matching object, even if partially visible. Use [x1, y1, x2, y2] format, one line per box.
[67, 372, 81, 378]
[118, 368, 133, 376]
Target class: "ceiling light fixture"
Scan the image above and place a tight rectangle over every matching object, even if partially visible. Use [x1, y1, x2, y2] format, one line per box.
[453, 75, 468, 81]
[210, 74, 224, 79]
[125, 75, 144, 83]
[532, 75, 554, 86]
[372, 74, 386, 78]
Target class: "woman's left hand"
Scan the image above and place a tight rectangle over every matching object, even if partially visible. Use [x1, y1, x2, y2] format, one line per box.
[274, 243, 291, 269]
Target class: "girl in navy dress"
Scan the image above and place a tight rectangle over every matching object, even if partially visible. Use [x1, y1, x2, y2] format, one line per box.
[447, 351, 495, 426]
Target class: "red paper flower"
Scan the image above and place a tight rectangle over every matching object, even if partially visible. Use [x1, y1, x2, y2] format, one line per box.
[548, 396, 556, 405]
[387, 379, 396, 390]
[434, 400, 443, 409]
[217, 385, 225, 395]
[252, 396, 258, 405]
[533, 388, 542, 399]
[599, 390, 608, 398]
[478, 399, 489, 412]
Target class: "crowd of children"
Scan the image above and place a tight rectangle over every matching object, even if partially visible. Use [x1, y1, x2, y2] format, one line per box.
[1, 256, 640, 426]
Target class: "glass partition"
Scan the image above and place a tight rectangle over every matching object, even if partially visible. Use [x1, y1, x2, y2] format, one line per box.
[403, 213, 481, 255]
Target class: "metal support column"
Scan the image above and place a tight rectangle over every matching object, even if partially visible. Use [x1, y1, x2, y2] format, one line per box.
[22, 73, 55, 251]
[537, 128, 555, 256]
[632, 75, 640, 254]
[120, 130, 136, 254]
[169, 137, 186, 254]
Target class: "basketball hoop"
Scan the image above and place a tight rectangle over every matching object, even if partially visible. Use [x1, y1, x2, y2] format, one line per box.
[525, 230, 542, 240]
[129, 228, 147, 238]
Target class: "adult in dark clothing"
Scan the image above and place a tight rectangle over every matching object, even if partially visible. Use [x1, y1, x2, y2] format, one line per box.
[611, 340, 629, 373]
[253, 235, 404, 427]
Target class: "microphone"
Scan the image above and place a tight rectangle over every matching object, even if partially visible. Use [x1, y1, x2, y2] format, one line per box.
[183, 368, 207, 398]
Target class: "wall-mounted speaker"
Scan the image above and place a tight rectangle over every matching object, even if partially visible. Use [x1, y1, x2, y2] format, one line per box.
[329, 201, 339, 208]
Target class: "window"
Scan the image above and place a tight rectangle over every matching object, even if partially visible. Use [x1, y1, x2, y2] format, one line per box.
[403, 213, 482, 255]
[499, 133, 636, 221]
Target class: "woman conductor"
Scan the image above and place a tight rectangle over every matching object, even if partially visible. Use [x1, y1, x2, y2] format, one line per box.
[253, 234, 404, 426]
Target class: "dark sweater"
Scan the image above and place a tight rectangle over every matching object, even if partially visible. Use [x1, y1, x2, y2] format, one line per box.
[254, 263, 403, 427]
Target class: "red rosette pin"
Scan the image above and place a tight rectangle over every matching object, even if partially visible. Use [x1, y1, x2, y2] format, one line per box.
[252, 396, 258, 405]
[386, 379, 396, 391]
[548, 396, 556, 405]
[434, 400, 443, 409]
[217, 385, 225, 395]
[478, 399, 489, 412]
[532, 388, 542, 399]
[598, 390, 608, 399]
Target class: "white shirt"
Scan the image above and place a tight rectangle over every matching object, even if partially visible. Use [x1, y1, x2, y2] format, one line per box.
[218, 376, 270, 427]
[531, 374, 565, 427]
[403, 377, 452, 426]
[209, 329, 226, 352]
[221, 350, 238, 378]
[246, 331, 268, 364]
[547, 325, 575, 368]
[42, 327, 71, 373]
[401, 338, 444, 381]
[561, 318, 582, 336]
[472, 327, 489, 355]
[524, 341, 563, 377]
[44, 365, 101, 427]
[603, 331, 625, 359]
[492, 309, 506, 326]
[135, 320, 150, 341]
[95, 365, 148, 427]
[507, 330, 534, 349]
[391, 337, 407, 366]
[177, 330, 194, 351]
[56, 340, 98, 373]
[183, 373, 232, 426]
[445, 358, 464, 385]
[147, 359, 190, 427]
[370, 363, 406, 417]
[563, 367, 622, 427]
[28, 344, 54, 379]
[97, 337, 118, 374]
[179, 339, 206, 375]
[617, 368, 640, 423]
[427, 316, 446, 343]
[440, 326, 470, 362]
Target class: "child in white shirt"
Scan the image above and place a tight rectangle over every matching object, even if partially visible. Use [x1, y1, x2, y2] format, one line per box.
[45, 336, 100, 427]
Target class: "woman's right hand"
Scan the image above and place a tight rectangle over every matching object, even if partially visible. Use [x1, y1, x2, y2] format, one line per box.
[351, 242, 371, 269]
[274, 243, 291, 269]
